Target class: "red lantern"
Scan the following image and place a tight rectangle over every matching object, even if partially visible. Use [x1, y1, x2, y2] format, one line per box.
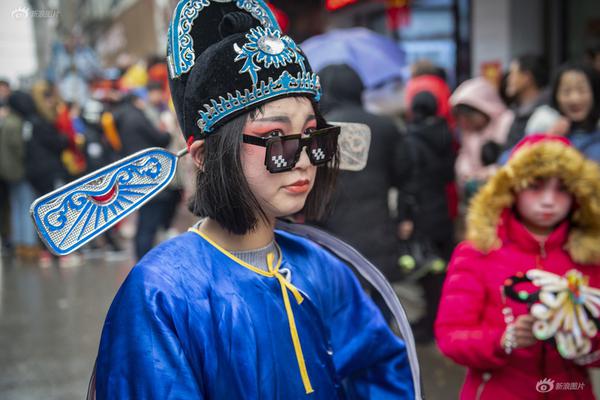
[326, 0, 359, 11]
[386, 0, 411, 30]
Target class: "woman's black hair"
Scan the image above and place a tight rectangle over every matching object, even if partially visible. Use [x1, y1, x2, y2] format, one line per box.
[550, 62, 600, 132]
[188, 98, 338, 235]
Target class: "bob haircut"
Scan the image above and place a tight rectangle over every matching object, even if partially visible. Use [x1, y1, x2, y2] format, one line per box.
[550, 62, 600, 133]
[188, 99, 339, 235]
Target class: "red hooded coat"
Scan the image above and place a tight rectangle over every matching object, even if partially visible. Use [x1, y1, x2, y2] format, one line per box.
[436, 137, 600, 399]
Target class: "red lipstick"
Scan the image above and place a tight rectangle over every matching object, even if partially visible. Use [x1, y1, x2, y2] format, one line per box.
[284, 179, 310, 194]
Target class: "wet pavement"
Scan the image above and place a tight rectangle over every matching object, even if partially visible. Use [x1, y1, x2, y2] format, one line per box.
[0, 251, 132, 400]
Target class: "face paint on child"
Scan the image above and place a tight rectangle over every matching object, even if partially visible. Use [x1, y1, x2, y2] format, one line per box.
[516, 177, 573, 235]
[242, 96, 318, 220]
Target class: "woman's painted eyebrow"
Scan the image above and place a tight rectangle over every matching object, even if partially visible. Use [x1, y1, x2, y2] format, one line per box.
[253, 114, 316, 124]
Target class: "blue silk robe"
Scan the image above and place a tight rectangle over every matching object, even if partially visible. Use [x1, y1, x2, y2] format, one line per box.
[96, 229, 414, 399]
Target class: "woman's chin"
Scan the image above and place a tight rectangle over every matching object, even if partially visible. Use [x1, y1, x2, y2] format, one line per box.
[272, 202, 306, 219]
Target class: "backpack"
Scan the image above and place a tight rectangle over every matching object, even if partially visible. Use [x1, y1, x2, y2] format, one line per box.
[0, 113, 27, 182]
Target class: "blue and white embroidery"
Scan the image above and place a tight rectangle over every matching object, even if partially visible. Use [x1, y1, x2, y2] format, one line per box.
[167, 0, 279, 78]
[167, 0, 210, 78]
[44, 158, 162, 233]
[234, 0, 278, 28]
[31, 149, 177, 255]
[234, 27, 307, 85]
[197, 71, 321, 133]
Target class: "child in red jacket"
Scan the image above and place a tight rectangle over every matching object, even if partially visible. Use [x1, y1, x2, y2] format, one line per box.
[436, 134, 600, 399]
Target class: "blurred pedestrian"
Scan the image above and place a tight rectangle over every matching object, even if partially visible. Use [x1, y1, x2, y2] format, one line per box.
[316, 64, 406, 283]
[80, 100, 112, 172]
[55, 102, 87, 179]
[404, 61, 459, 221]
[451, 77, 514, 199]
[0, 79, 10, 109]
[0, 79, 11, 253]
[113, 91, 170, 157]
[527, 63, 600, 164]
[78, 99, 123, 253]
[0, 91, 39, 260]
[503, 55, 549, 151]
[405, 61, 454, 127]
[132, 82, 181, 259]
[27, 81, 69, 196]
[585, 45, 600, 74]
[436, 135, 600, 400]
[399, 90, 456, 342]
[112, 90, 171, 259]
[29, 81, 81, 266]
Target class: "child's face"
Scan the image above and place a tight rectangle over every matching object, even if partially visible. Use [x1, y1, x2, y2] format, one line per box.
[516, 177, 573, 233]
[556, 71, 593, 123]
[454, 109, 489, 132]
[242, 97, 318, 220]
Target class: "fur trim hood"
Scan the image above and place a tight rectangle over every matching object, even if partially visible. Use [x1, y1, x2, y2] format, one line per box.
[467, 138, 600, 264]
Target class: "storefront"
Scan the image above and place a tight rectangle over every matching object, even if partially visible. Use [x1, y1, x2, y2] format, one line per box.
[285, 0, 600, 88]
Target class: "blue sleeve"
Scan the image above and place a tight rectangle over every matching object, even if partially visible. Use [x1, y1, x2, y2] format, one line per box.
[326, 260, 415, 399]
[95, 265, 204, 399]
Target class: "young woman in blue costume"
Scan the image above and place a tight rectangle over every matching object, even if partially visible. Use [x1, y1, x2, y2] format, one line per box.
[93, 1, 415, 399]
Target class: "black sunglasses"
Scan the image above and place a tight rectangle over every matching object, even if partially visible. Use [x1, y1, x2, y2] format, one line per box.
[242, 125, 340, 173]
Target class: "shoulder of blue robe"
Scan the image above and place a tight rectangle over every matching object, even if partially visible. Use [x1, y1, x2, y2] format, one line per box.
[96, 231, 415, 399]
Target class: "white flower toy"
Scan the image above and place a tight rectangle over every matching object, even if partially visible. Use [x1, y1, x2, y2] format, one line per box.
[526, 269, 600, 359]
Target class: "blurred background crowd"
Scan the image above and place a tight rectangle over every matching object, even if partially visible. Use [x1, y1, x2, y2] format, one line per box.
[1, 0, 600, 398]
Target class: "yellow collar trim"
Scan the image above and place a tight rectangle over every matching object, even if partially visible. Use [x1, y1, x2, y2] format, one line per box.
[188, 227, 314, 394]
[188, 227, 281, 277]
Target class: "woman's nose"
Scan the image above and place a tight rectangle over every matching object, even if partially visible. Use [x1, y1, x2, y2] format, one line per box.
[294, 146, 311, 170]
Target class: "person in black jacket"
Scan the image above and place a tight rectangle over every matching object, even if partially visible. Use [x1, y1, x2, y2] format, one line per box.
[316, 64, 407, 284]
[502, 54, 548, 152]
[112, 91, 172, 259]
[399, 90, 456, 342]
[24, 82, 70, 196]
[112, 93, 171, 157]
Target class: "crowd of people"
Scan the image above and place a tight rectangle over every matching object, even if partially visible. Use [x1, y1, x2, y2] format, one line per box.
[0, 47, 190, 267]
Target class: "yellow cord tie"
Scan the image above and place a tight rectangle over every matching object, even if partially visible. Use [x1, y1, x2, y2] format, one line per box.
[267, 252, 314, 394]
[188, 229, 314, 394]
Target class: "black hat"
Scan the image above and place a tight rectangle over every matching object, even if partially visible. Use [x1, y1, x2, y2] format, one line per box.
[167, 0, 321, 141]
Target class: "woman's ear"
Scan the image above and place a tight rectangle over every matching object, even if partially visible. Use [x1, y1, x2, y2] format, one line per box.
[189, 139, 206, 170]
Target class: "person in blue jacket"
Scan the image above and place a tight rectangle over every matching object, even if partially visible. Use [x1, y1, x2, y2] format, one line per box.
[93, 1, 415, 399]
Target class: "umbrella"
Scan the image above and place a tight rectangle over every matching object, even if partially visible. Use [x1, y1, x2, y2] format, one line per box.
[302, 27, 406, 89]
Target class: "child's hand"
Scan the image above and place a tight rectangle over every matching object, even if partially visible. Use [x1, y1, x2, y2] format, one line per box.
[513, 315, 537, 347]
[502, 315, 537, 350]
